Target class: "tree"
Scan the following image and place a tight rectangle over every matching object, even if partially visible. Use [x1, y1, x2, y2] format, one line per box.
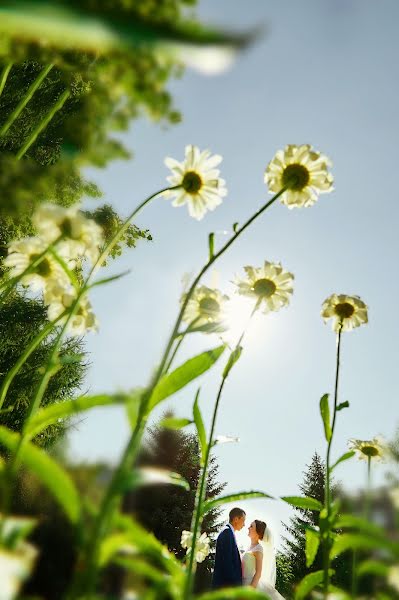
[122, 412, 226, 593]
[280, 452, 351, 596]
[0, 292, 87, 446]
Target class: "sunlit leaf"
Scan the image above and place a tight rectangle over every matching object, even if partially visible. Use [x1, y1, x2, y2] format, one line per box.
[0, 427, 80, 523]
[281, 496, 323, 511]
[126, 388, 145, 428]
[330, 451, 355, 472]
[89, 270, 130, 288]
[26, 393, 131, 438]
[319, 393, 331, 442]
[99, 533, 137, 567]
[222, 345, 243, 379]
[159, 416, 192, 430]
[357, 559, 389, 577]
[193, 389, 207, 466]
[331, 533, 397, 558]
[335, 515, 390, 542]
[122, 468, 190, 492]
[0, 515, 36, 550]
[213, 435, 239, 445]
[202, 491, 273, 515]
[294, 570, 330, 600]
[149, 345, 226, 409]
[305, 528, 320, 567]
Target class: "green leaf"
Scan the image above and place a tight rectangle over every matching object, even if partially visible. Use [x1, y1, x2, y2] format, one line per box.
[198, 588, 267, 599]
[331, 533, 397, 558]
[202, 491, 273, 515]
[330, 451, 355, 472]
[232, 223, 239, 233]
[159, 417, 192, 430]
[281, 496, 323, 511]
[305, 528, 320, 567]
[222, 345, 243, 379]
[149, 345, 226, 409]
[193, 389, 207, 466]
[90, 270, 130, 288]
[320, 393, 332, 442]
[0, 427, 80, 523]
[295, 570, 331, 600]
[357, 559, 389, 577]
[99, 533, 137, 567]
[335, 514, 389, 542]
[123, 468, 190, 492]
[336, 400, 350, 411]
[26, 393, 131, 438]
[208, 232, 215, 260]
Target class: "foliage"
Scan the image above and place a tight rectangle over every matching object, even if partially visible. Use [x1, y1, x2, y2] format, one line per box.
[124, 412, 226, 593]
[0, 292, 87, 446]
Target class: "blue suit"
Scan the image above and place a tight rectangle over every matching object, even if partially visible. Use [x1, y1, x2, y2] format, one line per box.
[212, 524, 242, 589]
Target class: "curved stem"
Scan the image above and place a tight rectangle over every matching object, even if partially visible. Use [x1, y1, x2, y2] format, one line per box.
[0, 63, 53, 138]
[0, 311, 66, 410]
[164, 318, 201, 374]
[324, 327, 342, 598]
[72, 188, 285, 597]
[16, 88, 71, 160]
[0, 62, 13, 98]
[184, 304, 258, 599]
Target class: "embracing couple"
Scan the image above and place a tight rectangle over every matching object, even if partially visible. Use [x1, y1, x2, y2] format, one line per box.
[212, 507, 285, 599]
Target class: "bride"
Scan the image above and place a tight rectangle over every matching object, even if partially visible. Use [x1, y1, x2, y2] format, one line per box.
[241, 520, 286, 599]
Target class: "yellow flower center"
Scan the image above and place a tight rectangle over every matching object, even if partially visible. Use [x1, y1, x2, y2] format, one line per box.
[360, 445, 379, 457]
[253, 278, 276, 298]
[282, 164, 310, 191]
[199, 297, 220, 318]
[335, 302, 355, 319]
[182, 171, 203, 194]
[31, 254, 52, 278]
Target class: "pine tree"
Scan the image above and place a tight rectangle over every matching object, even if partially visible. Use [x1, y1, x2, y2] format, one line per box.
[123, 412, 226, 593]
[281, 452, 325, 585]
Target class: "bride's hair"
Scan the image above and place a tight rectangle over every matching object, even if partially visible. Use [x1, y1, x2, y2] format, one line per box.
[254, 520, 267, 540]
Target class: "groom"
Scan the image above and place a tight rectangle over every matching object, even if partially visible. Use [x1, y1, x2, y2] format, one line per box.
[212, 507, 246, 589]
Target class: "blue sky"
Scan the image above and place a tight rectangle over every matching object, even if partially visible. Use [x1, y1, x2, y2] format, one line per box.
[68, 0, 399, 546]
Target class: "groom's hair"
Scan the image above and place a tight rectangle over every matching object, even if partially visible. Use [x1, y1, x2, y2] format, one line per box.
[229, 507, 246, 522]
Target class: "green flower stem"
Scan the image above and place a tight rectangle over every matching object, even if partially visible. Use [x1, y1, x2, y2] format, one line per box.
[72, 188, 285, 597]
[0, 310, 67, 411]
[16, 88, 71, 160]
[164, 318, 201, 374]
[184, 304, 258, 599]
[365, 456, 372, 519]
[0, 61, 13, 98]
[324, 326, 343, 598]
[0, 63, 53, 138]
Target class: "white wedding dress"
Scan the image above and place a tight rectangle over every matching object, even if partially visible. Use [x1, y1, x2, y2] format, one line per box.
[242, 542, 285, 599]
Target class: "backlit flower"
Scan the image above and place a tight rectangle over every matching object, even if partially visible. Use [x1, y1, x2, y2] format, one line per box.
[348, 437, 386, 462]
[180, 530, 210, 563]
[46, 286, 98, 336]
[4, 238, 70, 291]
[182, 285, 229, 332]
[234, 261, 294, 313]
[165, 145, 227, 220]
[32, 203, 103, 264]
[321, 294, 368, 332]
[264, 144, 333, 208]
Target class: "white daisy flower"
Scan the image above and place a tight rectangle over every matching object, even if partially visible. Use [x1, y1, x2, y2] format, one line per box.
[4, 237, 71, 291]
[182, 285, 229, 332]
[321, 294, 368, 332]
[264, 144, 333, 208]
[46, 284, 98, 336]
[180, 530, 210, 563]
[348, 437, 387, 462]
[234, 261, 294, 314]
[165, 145, 227, 220]
[32, 203, 103, 264]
